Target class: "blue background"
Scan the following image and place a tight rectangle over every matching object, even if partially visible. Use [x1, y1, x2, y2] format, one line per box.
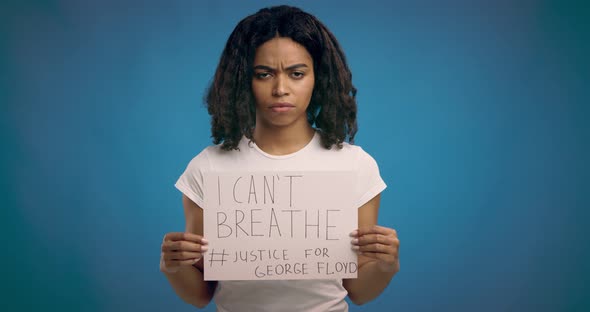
[2, 0, 588, 311]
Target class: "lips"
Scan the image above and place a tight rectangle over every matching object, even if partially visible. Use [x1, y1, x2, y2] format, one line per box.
[269, 102, 295, 113]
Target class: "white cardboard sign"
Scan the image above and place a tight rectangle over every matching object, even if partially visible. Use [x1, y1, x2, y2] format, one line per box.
[203, 171, 357, 281]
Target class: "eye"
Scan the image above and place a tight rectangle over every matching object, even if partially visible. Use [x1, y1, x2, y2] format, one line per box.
[291, 71, 305, 79]
[255, 72, 272, 79]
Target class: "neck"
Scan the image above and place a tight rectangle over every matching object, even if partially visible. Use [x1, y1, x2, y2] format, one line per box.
[252, 124, 315, 156]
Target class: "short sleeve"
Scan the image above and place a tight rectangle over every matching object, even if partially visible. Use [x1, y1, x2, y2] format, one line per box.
[174, 148, 211, 208]
[355, 148, 387, 208]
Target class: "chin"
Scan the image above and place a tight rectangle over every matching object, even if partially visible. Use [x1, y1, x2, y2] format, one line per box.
[260, 117, 297, 128]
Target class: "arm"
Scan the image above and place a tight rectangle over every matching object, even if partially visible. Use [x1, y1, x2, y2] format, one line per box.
[162, 195, 217, 308]
[343, 194, 400, 305]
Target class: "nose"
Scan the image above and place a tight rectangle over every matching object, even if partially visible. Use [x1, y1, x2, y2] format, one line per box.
[272, 74, 289, 97]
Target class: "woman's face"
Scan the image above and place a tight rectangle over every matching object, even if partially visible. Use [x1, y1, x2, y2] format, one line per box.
[251, 37, 315, 131]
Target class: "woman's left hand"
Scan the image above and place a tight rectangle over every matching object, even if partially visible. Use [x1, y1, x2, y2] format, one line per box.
[350, 225, 400, 273]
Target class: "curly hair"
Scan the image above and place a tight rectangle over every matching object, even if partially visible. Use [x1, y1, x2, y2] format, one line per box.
[205, 5, 357, 150]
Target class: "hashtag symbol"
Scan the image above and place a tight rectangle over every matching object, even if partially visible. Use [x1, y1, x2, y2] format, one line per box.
[208, 249, 228, 267]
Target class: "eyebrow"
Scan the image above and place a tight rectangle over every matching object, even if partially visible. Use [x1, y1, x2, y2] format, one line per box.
[253, 63, 309, 71]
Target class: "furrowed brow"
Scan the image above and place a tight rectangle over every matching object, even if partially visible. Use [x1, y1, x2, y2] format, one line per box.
[253, 64, 309, 71]
[253, 65, 275, 71]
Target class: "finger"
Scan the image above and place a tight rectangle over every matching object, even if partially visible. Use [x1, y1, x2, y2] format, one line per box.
[352, 234, 397, 247]
[163, 232, 187, 242]
[163, 251, 205, 261]
[162, 240, 209, 252]
[162, 258, 202, 271]
[164, 232, 208, 244]
[177, 258, 202, 266]
[353, 225, 397, 237]
[358, 243, 397, 256]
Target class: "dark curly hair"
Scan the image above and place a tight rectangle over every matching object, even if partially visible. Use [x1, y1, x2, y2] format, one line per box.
[205, 5, 357, 150]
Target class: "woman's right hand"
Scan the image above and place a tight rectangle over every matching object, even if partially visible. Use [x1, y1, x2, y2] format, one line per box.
[160, 232, 208, 274]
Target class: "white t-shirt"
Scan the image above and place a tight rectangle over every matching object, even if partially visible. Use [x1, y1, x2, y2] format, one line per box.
[175, 132, 386, 312]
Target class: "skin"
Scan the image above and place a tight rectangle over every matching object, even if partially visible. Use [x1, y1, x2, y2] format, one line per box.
[161, 36, 399, 308]
[251, 37, 316, 155]
[161, 197, 213, 308]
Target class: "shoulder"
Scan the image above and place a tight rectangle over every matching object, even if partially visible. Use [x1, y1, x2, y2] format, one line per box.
[331, 141, 379, 164]
[184, 143, 221, 170]
[306, 140, 381, 172]
[186, 137, 251, 168]
[339, 142, 382, 175]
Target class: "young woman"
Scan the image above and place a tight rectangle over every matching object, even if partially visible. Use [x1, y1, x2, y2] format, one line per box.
[161, 5, 400, 311]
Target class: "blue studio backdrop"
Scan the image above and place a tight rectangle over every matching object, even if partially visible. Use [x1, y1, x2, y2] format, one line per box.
[2, 1, 588, 311]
